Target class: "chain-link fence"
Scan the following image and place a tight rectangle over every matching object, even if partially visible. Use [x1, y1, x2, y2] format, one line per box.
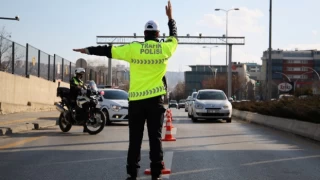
[0, 36, 106, 84]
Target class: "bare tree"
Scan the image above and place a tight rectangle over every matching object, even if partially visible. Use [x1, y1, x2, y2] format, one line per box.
[202, 73, 249, 99]
[171, 81, 186, 101]
[0, 26, 12, 71]
[119, 80, 130, 91]
[202, 74, 228, 93]
[0, 26, 25, 74]
[87, 59, 108, 72]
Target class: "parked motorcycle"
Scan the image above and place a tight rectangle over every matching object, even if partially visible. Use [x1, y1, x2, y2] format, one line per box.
[55, 80, 106, 135]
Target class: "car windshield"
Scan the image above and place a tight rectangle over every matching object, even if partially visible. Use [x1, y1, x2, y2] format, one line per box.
[179, 100, 186, 103]
[192, 93, 197, 98]
[103, 90, 128, 100]
[170, 100, 177, 103]
[197, 91, 226, 100]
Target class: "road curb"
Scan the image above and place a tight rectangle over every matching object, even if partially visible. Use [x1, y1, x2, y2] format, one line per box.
[232, 109, 320, 142]
[0, 119, 57, 136]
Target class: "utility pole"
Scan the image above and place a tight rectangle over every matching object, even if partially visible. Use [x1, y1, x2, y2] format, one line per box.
[266, 0, 273, 100]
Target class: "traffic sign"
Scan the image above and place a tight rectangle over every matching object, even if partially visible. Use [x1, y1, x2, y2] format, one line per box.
[76, 58, 87, 68]
[278, 82, 293, 92]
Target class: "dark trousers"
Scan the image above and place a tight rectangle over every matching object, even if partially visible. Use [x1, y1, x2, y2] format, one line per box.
[126, 95, 166, 178]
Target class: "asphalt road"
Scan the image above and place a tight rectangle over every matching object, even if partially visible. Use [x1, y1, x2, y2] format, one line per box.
[0, 109, 320, 180]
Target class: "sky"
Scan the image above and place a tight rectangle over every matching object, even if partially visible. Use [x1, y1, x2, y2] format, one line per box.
[1, 0, 320, 72]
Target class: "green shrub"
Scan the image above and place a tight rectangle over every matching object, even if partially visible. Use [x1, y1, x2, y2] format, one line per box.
[232, 97, 320, 124]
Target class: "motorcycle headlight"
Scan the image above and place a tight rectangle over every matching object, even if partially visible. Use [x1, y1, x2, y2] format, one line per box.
[111, 104, 122, 111]
[195, 103, 204, 109]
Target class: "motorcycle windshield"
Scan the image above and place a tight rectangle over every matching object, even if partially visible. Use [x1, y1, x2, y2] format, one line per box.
[88, 80, 98, 92]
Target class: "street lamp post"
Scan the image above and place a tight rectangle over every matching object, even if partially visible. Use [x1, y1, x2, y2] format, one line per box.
[275, 72, 291, 82]
[214, 68, 217, 85]
[294, 71, 313, 91]
[302, 67, 320, 80]
[203, 46, 218, 67]
[0, 16, 20, 21]
[215, 8, 240, 98]
[302, 66, 320, 94]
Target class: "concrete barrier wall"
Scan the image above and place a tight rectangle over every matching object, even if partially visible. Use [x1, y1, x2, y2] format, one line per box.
[0, 72, 69, 113]
[232, 109, 320, 142]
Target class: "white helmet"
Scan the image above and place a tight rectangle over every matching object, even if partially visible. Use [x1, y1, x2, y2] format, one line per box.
[75, 68, 85, 75]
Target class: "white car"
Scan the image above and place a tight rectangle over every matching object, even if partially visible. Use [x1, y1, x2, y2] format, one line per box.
[187, 92, 198, 117]
[98, 88, 129, 125]
[189, 89, 232, 123]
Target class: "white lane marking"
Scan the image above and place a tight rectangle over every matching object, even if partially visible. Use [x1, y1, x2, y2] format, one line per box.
[38, 154, 150, 166]
[242, 155, 320, 166]
[162, 151, 174, 179]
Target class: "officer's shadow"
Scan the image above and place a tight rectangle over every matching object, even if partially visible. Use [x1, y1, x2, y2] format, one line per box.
[106, 122, 129, 126]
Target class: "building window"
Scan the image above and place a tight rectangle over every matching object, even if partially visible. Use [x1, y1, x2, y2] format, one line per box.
[287, 67, 293, 71]
[293, 75, 300, 79]
[302, 67, 308, 71]
[293, 67, 301, 71]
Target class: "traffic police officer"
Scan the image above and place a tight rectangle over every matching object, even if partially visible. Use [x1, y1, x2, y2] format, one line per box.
[69, 68, 88, 133]
[73, 1, 177, 179]
[70, 68, 85, 103]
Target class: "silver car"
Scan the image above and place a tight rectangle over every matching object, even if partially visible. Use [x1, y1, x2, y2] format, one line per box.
[187, 92, 198, 117]
[189, 89, 232, 123]
[184, 96, 192, 112]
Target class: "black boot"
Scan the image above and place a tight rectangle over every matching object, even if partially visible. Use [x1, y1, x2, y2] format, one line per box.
[126, 165, 139, 180]
[150, 162, 164, 180]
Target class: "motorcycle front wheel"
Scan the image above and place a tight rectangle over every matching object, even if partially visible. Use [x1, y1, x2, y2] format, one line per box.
[58, 113, 72, 132]
[85, 109, 106, 135]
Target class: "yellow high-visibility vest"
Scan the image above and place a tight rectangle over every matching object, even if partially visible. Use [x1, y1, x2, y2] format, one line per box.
[111, 37, 178, 101]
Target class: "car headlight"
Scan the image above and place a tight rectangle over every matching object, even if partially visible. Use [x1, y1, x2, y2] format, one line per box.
[195, 103, 204, 109]
[111, 104, 122, 111]
[222, 104, 230, 109]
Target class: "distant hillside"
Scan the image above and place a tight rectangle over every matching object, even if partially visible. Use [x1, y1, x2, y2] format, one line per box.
[165, 71, 185, 90]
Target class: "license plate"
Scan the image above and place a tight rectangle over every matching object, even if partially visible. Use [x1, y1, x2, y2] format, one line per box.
[208, 110, 218, 113]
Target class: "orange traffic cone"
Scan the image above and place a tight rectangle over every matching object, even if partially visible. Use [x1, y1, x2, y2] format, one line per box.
[167, 109, 173, 120]
[162, 123, 176, 141]
[164, 112, 174, 128]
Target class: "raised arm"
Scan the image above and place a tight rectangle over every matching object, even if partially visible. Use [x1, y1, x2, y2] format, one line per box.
[162, 0, 178, 55]
[73, 45, 112, 58]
